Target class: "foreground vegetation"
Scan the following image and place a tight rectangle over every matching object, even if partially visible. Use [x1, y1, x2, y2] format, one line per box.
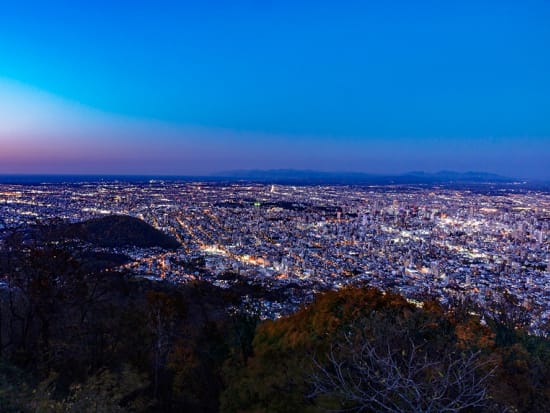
[1, 243, 549, 412]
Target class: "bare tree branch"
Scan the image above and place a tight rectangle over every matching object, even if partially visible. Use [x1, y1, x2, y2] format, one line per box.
[310, 324, 496, 413]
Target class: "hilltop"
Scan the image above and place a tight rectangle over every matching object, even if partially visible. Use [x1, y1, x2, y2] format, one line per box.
[39, 215, 181, 250]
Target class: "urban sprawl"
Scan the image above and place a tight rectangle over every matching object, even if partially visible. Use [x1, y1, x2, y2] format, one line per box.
[1, 181, 549, 330]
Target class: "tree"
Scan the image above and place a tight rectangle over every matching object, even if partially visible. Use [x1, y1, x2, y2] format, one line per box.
[61, 365, 150, 413]
[146, 291, 183, 400]
[310, 331, 495, 413]
[221, 287, 504, 413]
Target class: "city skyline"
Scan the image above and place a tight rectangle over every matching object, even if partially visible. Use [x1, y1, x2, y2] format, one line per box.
[1, 1, 549, 178]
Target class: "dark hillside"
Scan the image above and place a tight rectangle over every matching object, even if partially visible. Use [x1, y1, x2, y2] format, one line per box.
[44, 215, 180, 249]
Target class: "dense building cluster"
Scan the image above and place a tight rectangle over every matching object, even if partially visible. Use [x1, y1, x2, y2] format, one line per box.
[1, 180, 549, 327]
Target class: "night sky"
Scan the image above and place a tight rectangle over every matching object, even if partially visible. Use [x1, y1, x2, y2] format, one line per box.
[1, 1, 549, 178]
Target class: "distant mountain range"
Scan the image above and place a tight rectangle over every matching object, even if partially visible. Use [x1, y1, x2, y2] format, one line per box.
[1, 171, 539, 186]
[215, 169, 518, 185]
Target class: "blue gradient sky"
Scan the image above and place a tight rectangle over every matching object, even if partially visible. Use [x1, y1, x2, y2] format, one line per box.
[0, 1, 549, 178]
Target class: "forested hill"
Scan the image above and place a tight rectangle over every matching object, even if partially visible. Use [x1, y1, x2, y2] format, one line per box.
[38, 215, 181, 250]
[1, 218, 550, 412]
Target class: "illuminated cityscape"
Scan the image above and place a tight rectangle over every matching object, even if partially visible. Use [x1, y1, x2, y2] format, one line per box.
[1, 180, 548, 327]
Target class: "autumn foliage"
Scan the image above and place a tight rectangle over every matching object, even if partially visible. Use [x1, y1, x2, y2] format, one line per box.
[221, 288, 550, 413]
[0, 240, 549, 412]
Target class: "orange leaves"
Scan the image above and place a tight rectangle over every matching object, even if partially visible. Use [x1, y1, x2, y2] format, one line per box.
[455, 319, 496, 350]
